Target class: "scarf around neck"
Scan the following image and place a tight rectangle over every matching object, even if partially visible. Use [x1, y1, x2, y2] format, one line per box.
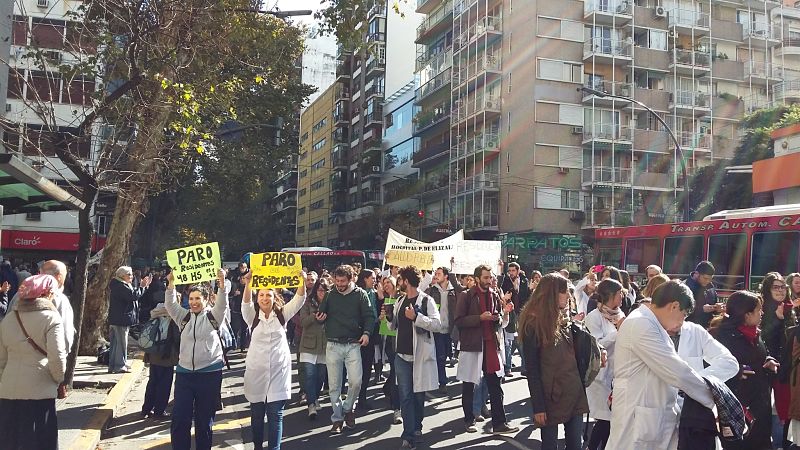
[737, 324, 759, 345]
[598, 303, 624, 324]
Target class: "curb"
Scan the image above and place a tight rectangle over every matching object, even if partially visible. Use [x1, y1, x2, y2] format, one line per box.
[68, 357, 146, 450]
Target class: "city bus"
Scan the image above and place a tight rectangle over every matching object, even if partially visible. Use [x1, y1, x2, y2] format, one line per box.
[593, 204, 800, 294]
[280, 247, 367, 274]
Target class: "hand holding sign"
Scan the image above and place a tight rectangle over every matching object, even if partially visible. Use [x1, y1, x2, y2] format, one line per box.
[217, 269, 226, 290]
[166, 242, 221, 284]
[250, 252, 304, 289]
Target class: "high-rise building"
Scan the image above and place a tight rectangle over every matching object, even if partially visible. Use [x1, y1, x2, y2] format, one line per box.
[410, 0, 800, 272]
[332, 1, 422, 249]
[302, 27, 338, 108]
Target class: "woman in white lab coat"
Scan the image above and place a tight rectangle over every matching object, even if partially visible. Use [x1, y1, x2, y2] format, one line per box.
[240, 271, 306, 450]
[584, 278, 626, 450]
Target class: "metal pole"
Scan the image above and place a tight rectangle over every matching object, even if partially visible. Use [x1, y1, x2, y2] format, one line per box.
[579, 87, 691, 222]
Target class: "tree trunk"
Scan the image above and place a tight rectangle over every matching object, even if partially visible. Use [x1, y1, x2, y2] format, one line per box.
[65, 182, 98, 380]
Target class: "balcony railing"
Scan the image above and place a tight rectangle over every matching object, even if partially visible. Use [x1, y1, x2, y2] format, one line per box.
[416, 0, 453, 40]
[673, 49, 711, 68]
[416, 70, 451, 103]
[414, 104, 450, 134]
[365, 84, 384, 99]
[362, 191, 381, 204]
[583, 124, 632, 141]
[745, 61, 782, 79]
[678, 131, 711, 148]
[584, 0, 632, 15]
[744, 22, 779, 40]
[669, 8, 710, 28]
[454, 132, 500, 158]
[581, 166, 632, 184]
[583, 79, 632, 98]
[672, 90, 710, 108]
[416, 47, 452, 74]
[452, 173, 499, 193]
[367, 32, 386, 43]
[783, 38, 800, 48]
[366, 57, 385, 74]
[584, 38, 632, 58]
[461, 212, 499, 230]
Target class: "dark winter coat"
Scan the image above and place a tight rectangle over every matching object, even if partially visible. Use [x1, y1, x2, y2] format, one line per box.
[454, 286, 503, 352]
[108, 278, 144, 326]
[685, 276, 719, 329]
[500, 273, 530, 313]
[711, 323, 774, 450]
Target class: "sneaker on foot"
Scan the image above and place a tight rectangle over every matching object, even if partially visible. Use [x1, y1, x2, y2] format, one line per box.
[438, 384, 447, 394]
[400, 440, 416, 449]
[330, 421, 343, 434]
[308, 404, 317, 420]
[474, 415, 485, 422]
[492, 423, 519, 435]
[393, 410, 403, 424]
[465, 421, 478, 433]
[344, 411, 356, 429]
[481, 405, 490, 418]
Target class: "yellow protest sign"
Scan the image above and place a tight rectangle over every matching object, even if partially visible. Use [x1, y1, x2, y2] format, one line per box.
[385, 249, 434, 271]
[166, 242, 221, 284]
[250, 252, 304, 289]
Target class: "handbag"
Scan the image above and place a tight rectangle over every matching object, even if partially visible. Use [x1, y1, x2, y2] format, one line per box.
[15, 311, 67, 399]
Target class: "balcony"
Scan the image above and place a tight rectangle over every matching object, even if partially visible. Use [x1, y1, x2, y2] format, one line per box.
[745, 61, 783, 84]
[743, 22, 780, 44]
[460, 212, 499, 231]
[367, 32, 386, 44]
[452, 132, 501, 160]
[418, 172, 450, 199]
[677, 131, 711, 150]
[584, 0, 632, 25]
[588, 209, 634, 227]
[416, 0, 453, 43]
[366, 57, 385, 75]
[275, 199, 297, 213]
[633, 171, 674, 190]
[710, 19, 742, 42]
[335, 86, 351, 101]
[412, 141, 449, 167]
[626, 87, 670, 112]
[416, 70, 451, 103]
[335, 63, 350, 81]
[365, 83, 384, 100]
[453, 15, 502, 51]
[777, 38, 800, 59]
[583, 37, 632, 63]
[631, 47, 669, 72]
[670, 90, 710, 116]
[669, 8, 709, 34]
[582, 80, 632, 107]
[582, 124, 633, 145]
[362, 190, 381, 205]
[416, 46, 452, 74]
[417, 0, 443, 14]
[452, 173, 499, 194]
[581, 166, 632, 187]
[332, 148, 348, 170]
[774, 80, 800, 104]
[362, 138, 382, 156]
[670, 49, 711, 75]
[368, 1, 386, 18]
[712, 58, 744, 82]
[413, 105, 450, 135]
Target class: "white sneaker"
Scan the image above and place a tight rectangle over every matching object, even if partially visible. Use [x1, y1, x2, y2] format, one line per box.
[308, 403, 317, 420]
[393, 409, 403, 424]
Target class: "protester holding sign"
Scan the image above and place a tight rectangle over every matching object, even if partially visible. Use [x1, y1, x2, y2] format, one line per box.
[164, 269, 228, 450]
[240, 269, 306, 450]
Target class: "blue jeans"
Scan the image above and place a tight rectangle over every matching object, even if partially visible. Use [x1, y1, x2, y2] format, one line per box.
[395, 355, 425, 444]
[171, 371, 223, 450]
[301, 362, 326, 405]
[433, 333, 450, 386]
[504, 335, 516, 373]
[108, 325, 129, 372]
[472, 377, 489, 416]
[251, 400, 286, 450]
[325, 342, 363, 422]
[541, 413, 583, 450]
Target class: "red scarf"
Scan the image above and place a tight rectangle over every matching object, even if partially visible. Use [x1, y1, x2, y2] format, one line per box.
[479, 288, 502, 373]
[737, 325, 759, 345]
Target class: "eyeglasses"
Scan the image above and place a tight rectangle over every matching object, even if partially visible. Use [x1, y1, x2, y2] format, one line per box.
[772, 285, 788, 291]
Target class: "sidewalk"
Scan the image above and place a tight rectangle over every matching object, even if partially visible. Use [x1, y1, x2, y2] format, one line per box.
[58, 355, 146, 450]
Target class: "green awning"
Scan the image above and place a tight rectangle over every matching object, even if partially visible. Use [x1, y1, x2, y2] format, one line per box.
[0, 153, 85, 214]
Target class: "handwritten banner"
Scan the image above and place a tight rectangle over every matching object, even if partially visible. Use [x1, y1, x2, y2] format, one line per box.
[166, 242, 221, 284]
[451, 240, 503, 275]
[385, 249, 434, 271]
[383, 229, 464, 270]
[250, 252, 303, 289]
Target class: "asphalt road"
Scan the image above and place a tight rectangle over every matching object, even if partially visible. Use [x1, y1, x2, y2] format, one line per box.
[100, 351, 564, 449]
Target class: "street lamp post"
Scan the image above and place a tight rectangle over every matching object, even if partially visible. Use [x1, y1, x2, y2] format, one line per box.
[578, 86, 691, 223]
[235, 8, 314, 18]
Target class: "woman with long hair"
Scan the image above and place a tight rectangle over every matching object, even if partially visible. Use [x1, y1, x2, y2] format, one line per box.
[298, 277, 331, 420]
[584, 279, 625, 450]
[241, 270, 306, 450]
[355, 269, 379, 410]
[710, 290, 780, 450]
[519, 273, 588, 450]
[165, 270, 228, 450]
[378, 275, 403, 424]
[787, 272, 800, 306]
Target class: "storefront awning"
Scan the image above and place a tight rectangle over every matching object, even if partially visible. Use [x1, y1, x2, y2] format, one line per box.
[0, 153, 86, 214]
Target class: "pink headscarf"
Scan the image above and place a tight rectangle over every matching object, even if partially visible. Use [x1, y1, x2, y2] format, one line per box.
[18, 274, 58, 300]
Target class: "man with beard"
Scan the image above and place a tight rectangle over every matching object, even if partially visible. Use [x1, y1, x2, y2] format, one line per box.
[382, 266, 441, 449]
[454, 264, 518, 435]
[227, 262, 251, 351]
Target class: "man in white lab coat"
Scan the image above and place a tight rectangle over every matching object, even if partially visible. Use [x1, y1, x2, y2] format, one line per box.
[607, 280, 716, 450]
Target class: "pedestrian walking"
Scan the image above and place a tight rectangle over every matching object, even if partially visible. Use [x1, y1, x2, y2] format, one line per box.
[383, 265, 441, 450]
[298, 277, 331, 420]
[519, 273, 589, 450]
[141, 300, 180, 420]
[108, 266, 151, 373]
[240, 270, 306, 450]
[607, 280, 715, 450]
[378, 275, 403, 424]
[315, 265, 376, 434]
[356, 269, 379, 411]
[454, 264, 518, 435]
[0, 274, 67, 450]
[425, 265, 463, 392]
[164, 269, 228, 450]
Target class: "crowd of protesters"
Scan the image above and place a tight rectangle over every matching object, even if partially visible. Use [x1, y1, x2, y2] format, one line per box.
[1, 252, 800, 450]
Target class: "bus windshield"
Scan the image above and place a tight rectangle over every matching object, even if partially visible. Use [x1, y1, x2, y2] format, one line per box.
[281, 248, 367, 274]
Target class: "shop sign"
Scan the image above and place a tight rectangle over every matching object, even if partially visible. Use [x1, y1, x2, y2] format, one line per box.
[503, 233, 582, 251]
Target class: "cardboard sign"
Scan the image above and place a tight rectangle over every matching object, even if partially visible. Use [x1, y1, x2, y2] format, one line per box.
[379, 298, 397, 337]
[383, 229, 464, 270]
[451, 240, 503, 275]
[250, 252, 303, 289]
[166, 242, 221, 284]
[385, 249, 434, 270]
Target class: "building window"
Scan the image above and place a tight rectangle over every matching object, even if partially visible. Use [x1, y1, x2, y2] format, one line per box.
[312, 118, 327, 133]
[312, 138, 326, 152]
[299, 151, 308, 160]
[26, 211, 42, 221]
[298, 207, 306, 216]
[300, 132, 309, 143]
[299, 188, 307, 197]
[537, 17, 583, 41]
[535, 187, 582, 210]
[297, 226, 305, 234]
[537, 59, 582, 83]
[311, 159, 326, 171]
[311, 179, 325, 191]
[310, 220, 324, 231]
[96, 215, 109, 235]
[300, 169, 308, 178]
[310, 199, 325, 210]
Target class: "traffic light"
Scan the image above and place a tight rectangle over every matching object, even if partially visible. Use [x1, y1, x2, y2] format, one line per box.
[417, 210, 424, 218]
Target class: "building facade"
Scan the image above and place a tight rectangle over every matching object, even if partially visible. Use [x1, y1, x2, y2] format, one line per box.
[302, 27, 338, 108]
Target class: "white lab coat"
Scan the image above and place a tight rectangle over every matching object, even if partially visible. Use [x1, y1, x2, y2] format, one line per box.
[574, 277, 592, 315]
[389, 292, 441, 393]
[456, 312, 509, 385]
[584, 309, 618, 421]
[607, 306, 715, 450]
[242, 290, 305, 404]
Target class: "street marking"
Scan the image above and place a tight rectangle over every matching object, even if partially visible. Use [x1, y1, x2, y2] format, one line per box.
[139, 417, 250, 449]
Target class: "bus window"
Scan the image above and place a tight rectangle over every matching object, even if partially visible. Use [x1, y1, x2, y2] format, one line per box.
[624, 238, 660, 275]
[750, 231, 800, 289]
[663, 235, 704, 277]
[708, 233, 747, 291]
[597, 244, 622, 268]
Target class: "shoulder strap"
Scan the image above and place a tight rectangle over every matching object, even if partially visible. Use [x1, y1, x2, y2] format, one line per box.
[206, 311, 220, 331]
[180, 311, 192, 332]
[15, 311, 47, 357]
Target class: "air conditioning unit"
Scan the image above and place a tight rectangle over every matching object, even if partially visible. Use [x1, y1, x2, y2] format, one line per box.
[485, 100, 496, 109]
[572, 126, 584, 135]
[654, 6, 666, 18]
[378, 57, 386, 65]
[620, 85, 631, 96]
[372, 165, 381, 172]
[37, 0, 48, 7]
[486, 140, 497, 148]
[44, 50, 61, 63]
[558, 167, 570, 174]
[668, 29, 677, 38]
[5, 104, 11, 112]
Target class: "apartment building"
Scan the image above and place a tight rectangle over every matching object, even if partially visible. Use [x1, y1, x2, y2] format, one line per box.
[297, 83, 337, 247]
[332, 1, 422, 249]
[301, 27, 338, 108]
[410, 0, 800, 272]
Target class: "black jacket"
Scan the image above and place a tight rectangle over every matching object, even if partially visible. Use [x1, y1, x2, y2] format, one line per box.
[499, 273, 530, 313]
[685, 276, 718, 328]
[108, 278, 144, 326]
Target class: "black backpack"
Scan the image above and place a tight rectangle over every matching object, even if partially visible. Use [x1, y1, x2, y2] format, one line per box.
[570, 321, 603, 388]
[181, 311, 231, 370]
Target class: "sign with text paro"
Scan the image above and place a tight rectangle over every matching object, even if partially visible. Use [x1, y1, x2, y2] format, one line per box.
[166, 242, 221, 284]
[250, 252, 304, 289]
